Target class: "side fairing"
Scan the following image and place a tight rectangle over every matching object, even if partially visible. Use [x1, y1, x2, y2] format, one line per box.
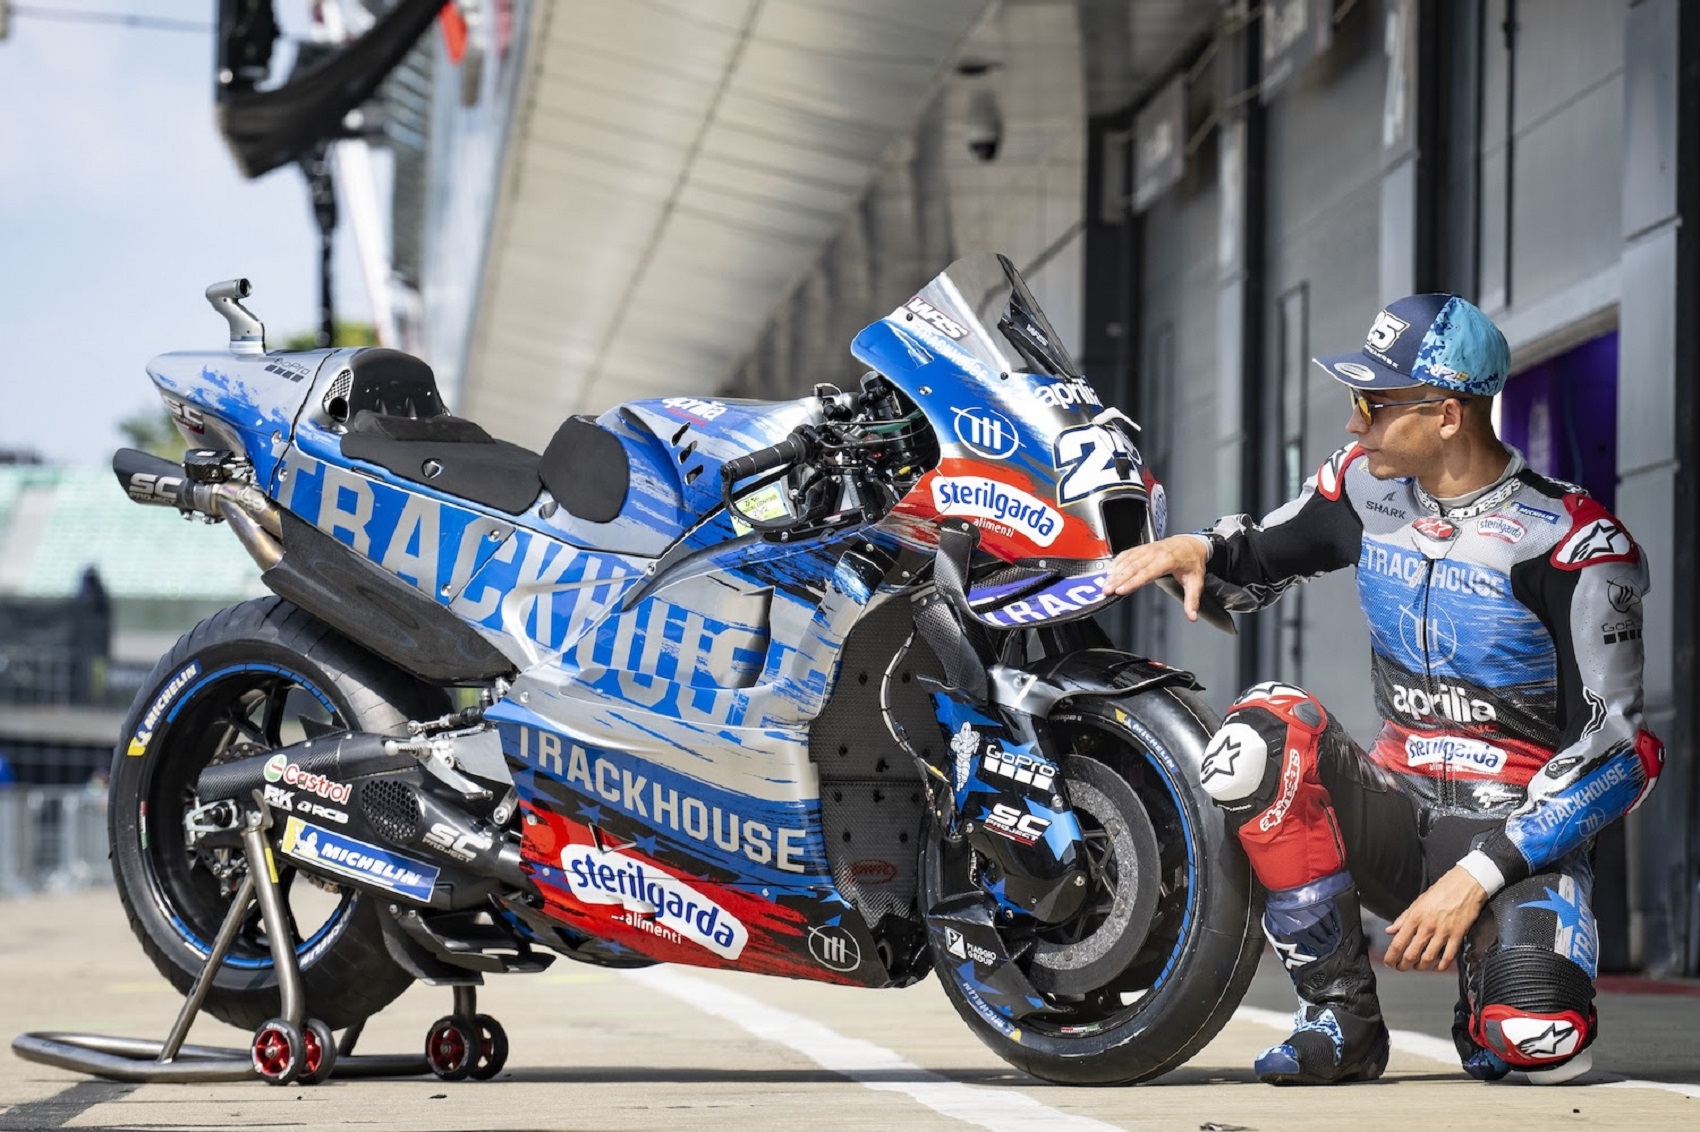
[852, 315, 1150, 568]
[146, 350, 331, 486]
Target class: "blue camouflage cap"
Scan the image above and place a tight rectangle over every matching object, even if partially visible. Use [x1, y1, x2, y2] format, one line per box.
[1313, 293, 1510, 397]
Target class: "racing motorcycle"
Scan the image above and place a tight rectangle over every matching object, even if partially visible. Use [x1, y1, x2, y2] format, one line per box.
[107, 253, 1261, 1087]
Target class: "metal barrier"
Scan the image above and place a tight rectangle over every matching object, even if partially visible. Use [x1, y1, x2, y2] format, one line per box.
[0, 787, 110, 896]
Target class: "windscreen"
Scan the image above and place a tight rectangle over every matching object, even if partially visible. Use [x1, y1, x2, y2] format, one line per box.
[897, 253, 1083, 382]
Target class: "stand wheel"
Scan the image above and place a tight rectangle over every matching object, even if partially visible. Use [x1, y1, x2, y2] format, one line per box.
[468, 1013, 509, 1080]
[425, 1016, 476, 1081]
[251, 1019, 305, 1086]
[299, 1018, 339, 1085]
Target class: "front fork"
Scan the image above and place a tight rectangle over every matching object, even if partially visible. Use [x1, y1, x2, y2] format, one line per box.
[928, 689, 1089, 925]
[901, 521, 1097, 1022]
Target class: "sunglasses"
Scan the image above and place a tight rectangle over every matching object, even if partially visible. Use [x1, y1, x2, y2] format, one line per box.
[1349, 390, 1469, 420]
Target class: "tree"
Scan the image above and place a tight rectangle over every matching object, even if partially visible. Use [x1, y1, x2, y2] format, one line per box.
[119, 408, 188, 461]
[279, 322, 378, 351]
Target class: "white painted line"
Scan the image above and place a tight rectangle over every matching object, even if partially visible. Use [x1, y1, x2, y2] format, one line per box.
[624, 966, 1122, 1132]
[1235, 1004, 1700, 1099]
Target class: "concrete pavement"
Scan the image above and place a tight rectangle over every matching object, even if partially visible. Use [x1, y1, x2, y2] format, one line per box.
[1, 890, 1695, 1130]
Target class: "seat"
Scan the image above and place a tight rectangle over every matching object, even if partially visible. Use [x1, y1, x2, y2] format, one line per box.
[341, 409, 542, 514]
[538, 417, 630, 524]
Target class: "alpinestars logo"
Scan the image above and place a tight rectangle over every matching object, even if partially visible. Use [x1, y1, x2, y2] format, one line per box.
[1200, 737, 1245, 783]
[1554, 518, 1635, 568]
[1257, 748, 1304, 832]
[1512, 1022, 1578, 1060]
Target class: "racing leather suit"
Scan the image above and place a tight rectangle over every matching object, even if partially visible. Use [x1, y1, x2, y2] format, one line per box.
[1192, 443, 1662, 1078]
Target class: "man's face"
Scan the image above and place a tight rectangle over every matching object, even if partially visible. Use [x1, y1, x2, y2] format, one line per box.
[1344, 385, 1463, 480]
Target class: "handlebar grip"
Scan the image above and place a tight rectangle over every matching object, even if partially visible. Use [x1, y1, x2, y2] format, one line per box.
[113, 448, 196, 509]
[721, 432, 810, 484]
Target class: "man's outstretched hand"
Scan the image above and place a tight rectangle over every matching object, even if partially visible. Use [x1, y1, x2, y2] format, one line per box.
[1383, 864, 1489, 972]
[1103, 535, 1211, 621]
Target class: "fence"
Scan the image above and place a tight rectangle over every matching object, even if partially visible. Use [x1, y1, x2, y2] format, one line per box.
[0, 787, 110, 896]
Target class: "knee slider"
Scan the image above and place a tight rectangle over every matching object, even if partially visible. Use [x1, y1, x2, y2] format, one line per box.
[1200, 721, 1273, 806]
[1202, 687, 1325, 810]
[1229, 682, 1327, 734]
[1470, 949, 1596, 1070]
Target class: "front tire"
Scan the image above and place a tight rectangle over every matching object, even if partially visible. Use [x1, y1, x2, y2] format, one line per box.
[926, 685, 1264, 1084]
[109, 597, 447, 1030]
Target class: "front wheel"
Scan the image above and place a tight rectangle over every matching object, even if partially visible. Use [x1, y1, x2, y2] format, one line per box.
[925, 685, 1263, 1084]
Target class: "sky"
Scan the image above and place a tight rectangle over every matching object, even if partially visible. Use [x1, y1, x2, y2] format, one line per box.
[0, 1, 372, 467]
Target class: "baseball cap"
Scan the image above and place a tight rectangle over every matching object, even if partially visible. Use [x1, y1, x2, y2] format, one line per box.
[1313, 293, 1510, 397]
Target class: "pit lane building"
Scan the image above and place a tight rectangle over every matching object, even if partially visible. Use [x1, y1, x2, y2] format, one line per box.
[372, 0, 1697, 975]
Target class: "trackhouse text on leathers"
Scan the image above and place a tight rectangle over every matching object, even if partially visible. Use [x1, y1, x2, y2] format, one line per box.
[1191, 444, 1663, 897]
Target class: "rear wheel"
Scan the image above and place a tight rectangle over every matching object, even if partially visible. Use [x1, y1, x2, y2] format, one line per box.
[925, 686, 1264, 1084]
[109, 597, 446, 1030]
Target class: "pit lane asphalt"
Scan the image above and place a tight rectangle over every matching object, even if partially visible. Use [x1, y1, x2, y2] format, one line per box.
[2, 890, 1695, 1131]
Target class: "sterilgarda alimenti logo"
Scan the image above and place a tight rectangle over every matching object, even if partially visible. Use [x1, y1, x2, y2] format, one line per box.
[930, 476, 1063, 546]
[560, 843, 748, 959]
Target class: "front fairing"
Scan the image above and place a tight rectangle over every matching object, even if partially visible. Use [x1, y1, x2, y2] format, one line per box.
[852, 254, 1163, 625]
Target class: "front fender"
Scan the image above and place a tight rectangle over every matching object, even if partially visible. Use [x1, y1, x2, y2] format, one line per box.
[985, 648, 1201, 719]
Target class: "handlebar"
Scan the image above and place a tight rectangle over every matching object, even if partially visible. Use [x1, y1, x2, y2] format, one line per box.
[719, 429, 817, 486]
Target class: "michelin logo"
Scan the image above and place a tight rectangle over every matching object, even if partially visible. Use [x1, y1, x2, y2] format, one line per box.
[561, 844, 748, 959]
[931, 476, 1062, 546]
[280, 817, 437, 902]
[127, 662, 201, 756]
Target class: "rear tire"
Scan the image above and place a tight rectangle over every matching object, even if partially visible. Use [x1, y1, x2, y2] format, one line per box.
[109, 597, 447, 1030]
[926, 685, 1264, 1084]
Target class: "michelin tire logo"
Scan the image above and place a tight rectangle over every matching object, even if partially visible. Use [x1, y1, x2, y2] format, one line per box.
[127, 662, 201, 756]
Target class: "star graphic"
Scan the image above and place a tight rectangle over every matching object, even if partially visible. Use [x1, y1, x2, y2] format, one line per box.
[630, 833, 664, 857]
[1270, 937, 1318, 970]
[1520, 887, 1584, 934]
[575, 803, 605, 825]
[1201, 738, 1244, 782]
[1514, 1022, 1575, 1059]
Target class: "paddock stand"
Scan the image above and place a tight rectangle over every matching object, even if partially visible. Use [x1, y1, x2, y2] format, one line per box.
[12, 801, 508, 1085]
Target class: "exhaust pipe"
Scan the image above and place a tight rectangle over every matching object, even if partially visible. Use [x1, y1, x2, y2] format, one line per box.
[194, 731, 526, 891]
[112, 448, 283, 571]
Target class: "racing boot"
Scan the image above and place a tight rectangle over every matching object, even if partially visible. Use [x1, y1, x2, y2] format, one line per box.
[1453, 995, 1510, 1082]
[1253, 872, 1390, 1085]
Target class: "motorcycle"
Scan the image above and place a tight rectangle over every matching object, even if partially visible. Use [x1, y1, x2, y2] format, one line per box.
[106, 253, 1261, 1086]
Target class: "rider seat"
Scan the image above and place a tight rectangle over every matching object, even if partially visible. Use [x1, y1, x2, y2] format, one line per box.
[538, 417, 630, 523]
[335, 349, 630, 522]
